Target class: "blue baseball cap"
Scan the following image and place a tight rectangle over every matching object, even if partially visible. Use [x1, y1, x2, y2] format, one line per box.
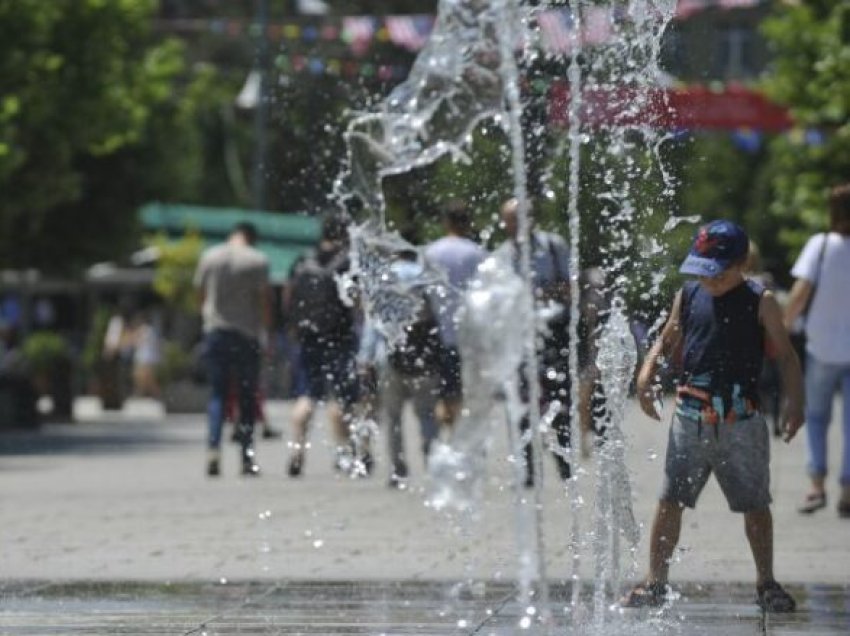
[679, 220, 749, 278]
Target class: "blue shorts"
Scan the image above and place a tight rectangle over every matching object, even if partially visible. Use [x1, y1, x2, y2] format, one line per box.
[299, 333, 359, 408]
[661, 412, 771, 513]
[437, 346, 462, 400]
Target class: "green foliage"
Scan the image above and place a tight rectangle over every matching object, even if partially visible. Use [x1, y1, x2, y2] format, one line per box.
[21, 331, 71, 375]
[157, 340, 192, 385]
[81, 306, 111, 374]
[0, 0, 211, 273]
[759, 1, 850, 262]
[150, 231, 204, 313]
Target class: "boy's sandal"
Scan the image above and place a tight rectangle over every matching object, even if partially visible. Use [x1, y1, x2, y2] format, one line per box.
[756, 581, 796, 613]
[797, 492, 827, 514]
[620, 581, 668, 608]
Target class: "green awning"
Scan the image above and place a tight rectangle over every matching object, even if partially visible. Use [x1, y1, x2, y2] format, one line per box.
[139, 203, 321, 282]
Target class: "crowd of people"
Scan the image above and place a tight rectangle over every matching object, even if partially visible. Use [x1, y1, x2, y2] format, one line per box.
[193, 186, 850, 614]
[193, 200, 609, 485]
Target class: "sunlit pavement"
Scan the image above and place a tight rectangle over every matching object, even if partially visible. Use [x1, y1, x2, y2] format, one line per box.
[0, 396, 847, 634]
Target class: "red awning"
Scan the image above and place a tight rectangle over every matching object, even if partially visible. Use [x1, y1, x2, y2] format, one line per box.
[548, 82, 792, 131]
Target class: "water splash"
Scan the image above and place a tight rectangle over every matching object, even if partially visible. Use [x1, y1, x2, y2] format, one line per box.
[334, 0, 680, 630]
[428, 254, 529, 513]
[338, 1, 522, 218]
[591, 299, 641, 621]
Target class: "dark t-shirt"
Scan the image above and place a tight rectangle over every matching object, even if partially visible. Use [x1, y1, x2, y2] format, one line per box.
[680, 279, 765, 402]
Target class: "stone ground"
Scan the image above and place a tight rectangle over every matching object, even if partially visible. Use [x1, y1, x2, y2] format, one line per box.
[0, 396, 847, 634]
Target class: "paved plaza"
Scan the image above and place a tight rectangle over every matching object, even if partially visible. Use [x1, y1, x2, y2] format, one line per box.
[0, 397, 848, 634]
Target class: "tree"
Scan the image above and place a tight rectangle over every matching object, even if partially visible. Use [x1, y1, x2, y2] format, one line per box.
[759, 2, 850, 261]
[0, 0, 208, 273]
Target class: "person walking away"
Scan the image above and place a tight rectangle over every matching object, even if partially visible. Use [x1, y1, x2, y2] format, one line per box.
[784, 183, 850, 517]
[499, 197, 574, 486]
[194, 222, 272, 477]
[577, 266, 610, 458]
[360, 240, 442, 488]
[622, 220, 803, 612]
[285, 213, 363, 477]
[424, 201, 487, 430]
[130, 312, 161, 399]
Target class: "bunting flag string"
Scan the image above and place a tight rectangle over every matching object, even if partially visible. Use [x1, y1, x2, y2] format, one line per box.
[275, 53, 409, 81]
[156, 1, 765, 57]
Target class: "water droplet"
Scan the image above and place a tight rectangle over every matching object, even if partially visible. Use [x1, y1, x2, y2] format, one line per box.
[313, 539, 324, 549]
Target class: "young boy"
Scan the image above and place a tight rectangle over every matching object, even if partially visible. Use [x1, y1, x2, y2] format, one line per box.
[622, 220, 804, 612]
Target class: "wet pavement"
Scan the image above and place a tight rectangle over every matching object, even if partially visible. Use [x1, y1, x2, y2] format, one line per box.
[1, 397, 848, 634]
[1, 580, 848, 635]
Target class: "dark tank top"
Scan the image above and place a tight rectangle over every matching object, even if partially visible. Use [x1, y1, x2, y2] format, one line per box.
[679, 279, 765, 405]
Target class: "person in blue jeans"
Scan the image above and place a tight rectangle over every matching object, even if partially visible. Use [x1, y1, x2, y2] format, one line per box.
[785, 183, 850, 517]
[623, 220, 804, 613]
[194, 222, 272, 477]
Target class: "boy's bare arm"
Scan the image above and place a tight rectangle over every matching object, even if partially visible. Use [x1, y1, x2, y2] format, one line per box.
[636, 290, 684, 421]
[760, 291, 805, 442]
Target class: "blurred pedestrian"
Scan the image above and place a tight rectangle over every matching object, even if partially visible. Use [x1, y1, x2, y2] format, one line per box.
[101, 302, 135, 408]
[424, 201, 487, 429]
[194, 222, 271, 477]
[784, 184, 850, 517]
[130, 311, 161, 399]
[361, 236, 442, 488]
[225, 385, 281, 441]
[285, 213, 363, 477]
[623, 220, 803, 612]
[577, 266, 610, 458]
[499, 197, 573, 486]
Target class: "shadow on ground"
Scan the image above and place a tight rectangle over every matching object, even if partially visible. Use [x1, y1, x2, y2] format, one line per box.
[0, 419, 193, 459]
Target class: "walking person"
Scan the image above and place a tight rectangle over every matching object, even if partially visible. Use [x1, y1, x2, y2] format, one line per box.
[360, 240, 442, 488]
[130, 311, 161, 399]
[285, 213, 363, 477]
[194, 222, 272, 477]
[784, 183, 850, 517]
[622, 220, 804, 612]
[499, 197, 574, 486]
[424, 201, 487, 429]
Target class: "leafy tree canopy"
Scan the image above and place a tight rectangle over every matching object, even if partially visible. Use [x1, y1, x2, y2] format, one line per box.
[0, 0, 206, 273]
[760, 1, 850, 260]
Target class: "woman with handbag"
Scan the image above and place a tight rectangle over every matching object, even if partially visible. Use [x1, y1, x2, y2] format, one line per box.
[784, 183, 850, 517]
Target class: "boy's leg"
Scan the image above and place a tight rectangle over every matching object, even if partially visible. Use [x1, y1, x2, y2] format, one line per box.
[648, 499, 684, 584]
[744, 507, 774, 586]
[746, 507, 796, 612]
[621, 499, 683, 607]
[623, 413, 710, 606]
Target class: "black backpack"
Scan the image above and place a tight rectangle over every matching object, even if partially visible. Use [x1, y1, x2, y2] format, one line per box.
[289, 248, 352, 337]
[388, 293, 442, 376]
